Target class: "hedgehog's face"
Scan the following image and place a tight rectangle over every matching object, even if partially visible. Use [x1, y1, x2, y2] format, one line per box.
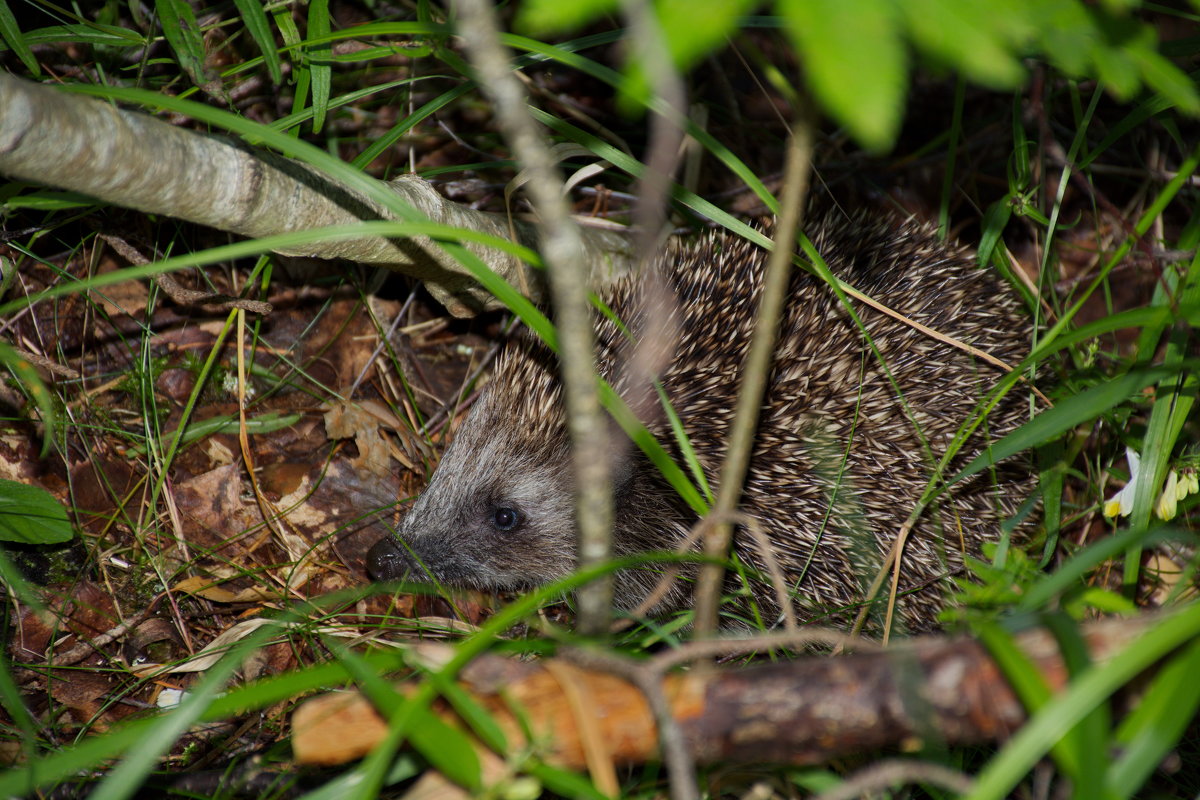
[365, 390, 578, 592]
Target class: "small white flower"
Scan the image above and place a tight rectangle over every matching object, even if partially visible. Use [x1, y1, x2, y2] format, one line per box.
[1104, 447, 1140, 519]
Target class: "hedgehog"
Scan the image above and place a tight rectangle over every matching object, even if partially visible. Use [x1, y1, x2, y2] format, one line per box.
[366, 213, 1035, 631]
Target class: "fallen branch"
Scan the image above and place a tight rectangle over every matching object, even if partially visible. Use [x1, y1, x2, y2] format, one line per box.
[0, 74, 634, 317]
[292, 614, 1154, 769]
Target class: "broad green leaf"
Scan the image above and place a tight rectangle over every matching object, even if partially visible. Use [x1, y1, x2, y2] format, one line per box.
[656, 0, 757, 72]
[1034, 0, 1093, 76]
[622, 0, 756, 107]
[1088, 33, 1142, 101]
[897, 0, 1025, 88]
[1125, 37, 1200, 113]
[0, 479, 72, 545]
[779, 0, 906, 152]
[516, 0, 618, 34]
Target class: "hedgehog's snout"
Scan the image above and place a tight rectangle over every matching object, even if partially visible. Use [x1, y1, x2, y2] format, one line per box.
[366, 535, 411, 581]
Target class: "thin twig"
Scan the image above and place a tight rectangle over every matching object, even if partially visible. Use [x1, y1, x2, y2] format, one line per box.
[813, 759, 975, 800]
[454, 0, 614, 634]
[99, 234, 272, 314]
[694, 116, 814, 638]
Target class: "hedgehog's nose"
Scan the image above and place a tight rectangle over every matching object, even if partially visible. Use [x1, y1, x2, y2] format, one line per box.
[366, 535, 409, 581]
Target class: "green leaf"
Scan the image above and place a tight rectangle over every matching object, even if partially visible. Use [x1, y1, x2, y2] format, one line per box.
[1125, 37, 1200, 113]
[951, 365, 1182, 485]
[154, 0, 210, 88]
[407, 704, 483, 791]
[307, 0, 332, 133]
[516, 0, 618, 34]
[3, 191, 103, 211]
[1088, 36, 1141, 100]
[21, 23, 144, 47]
[0, 479, 73, 545]
[977, 197, 1013, 270]
[621, 0, 755, 109]
[779, 0, 907, 152]
[334, 643, 482, 793]
[897, 0, 1025, 88]
[232, 0, 282, 84]
[966, 603, 1200, 800]
[1109, 636, 1200, 797]
[87, 626, 278, 800]
[0, 340, 57, 455]
[1124, 239, 1200, 584]
[0, 1, 40, 75]
[1034, 0, 1092, 76]
[655, 0, 757, 73]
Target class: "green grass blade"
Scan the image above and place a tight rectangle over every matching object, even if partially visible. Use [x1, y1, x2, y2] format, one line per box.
[86, 628, 276, 800]
[232, 0, 282, 84]
[0, 1, 40, 75]
[306, 0, 332, 133]
[952, 365, 1183, 484]
[154, 0, 209, 88]
[965, 603, 1200, 800]
[1108, 636, 1200, 797]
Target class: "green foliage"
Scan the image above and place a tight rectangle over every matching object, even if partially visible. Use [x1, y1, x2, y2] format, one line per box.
[518, 0, 1200, 151]
[0, 478, 72, 544]
[779, 0, 906, 152]
[971, 604, 1200, 800]
[0, 0, 38, 75]
[0, 339, 58, 453]
[153, 0, 210, 89]
[231, 0, 282, 84]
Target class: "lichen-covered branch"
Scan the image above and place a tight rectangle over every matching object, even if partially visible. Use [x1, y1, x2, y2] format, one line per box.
[0, 73, 634, 317]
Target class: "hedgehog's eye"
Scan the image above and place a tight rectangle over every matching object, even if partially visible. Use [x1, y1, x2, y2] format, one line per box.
[491, 506, 521, 532]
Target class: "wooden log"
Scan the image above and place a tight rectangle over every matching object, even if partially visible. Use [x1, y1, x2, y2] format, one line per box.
[291, 615, 1150, 768]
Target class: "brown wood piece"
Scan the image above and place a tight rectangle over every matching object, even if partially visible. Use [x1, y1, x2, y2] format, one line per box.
[290, 615, 1154, 769]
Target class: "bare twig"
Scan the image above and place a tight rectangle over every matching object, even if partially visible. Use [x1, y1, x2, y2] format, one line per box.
[454, 0, 614, 634]
[694, 116, 814, 637]
[99, 234, 273, 314]
[813, 759, 975, 800]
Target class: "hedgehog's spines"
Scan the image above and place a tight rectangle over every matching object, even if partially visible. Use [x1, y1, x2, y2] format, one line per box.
[366, 211, 1035, 631]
